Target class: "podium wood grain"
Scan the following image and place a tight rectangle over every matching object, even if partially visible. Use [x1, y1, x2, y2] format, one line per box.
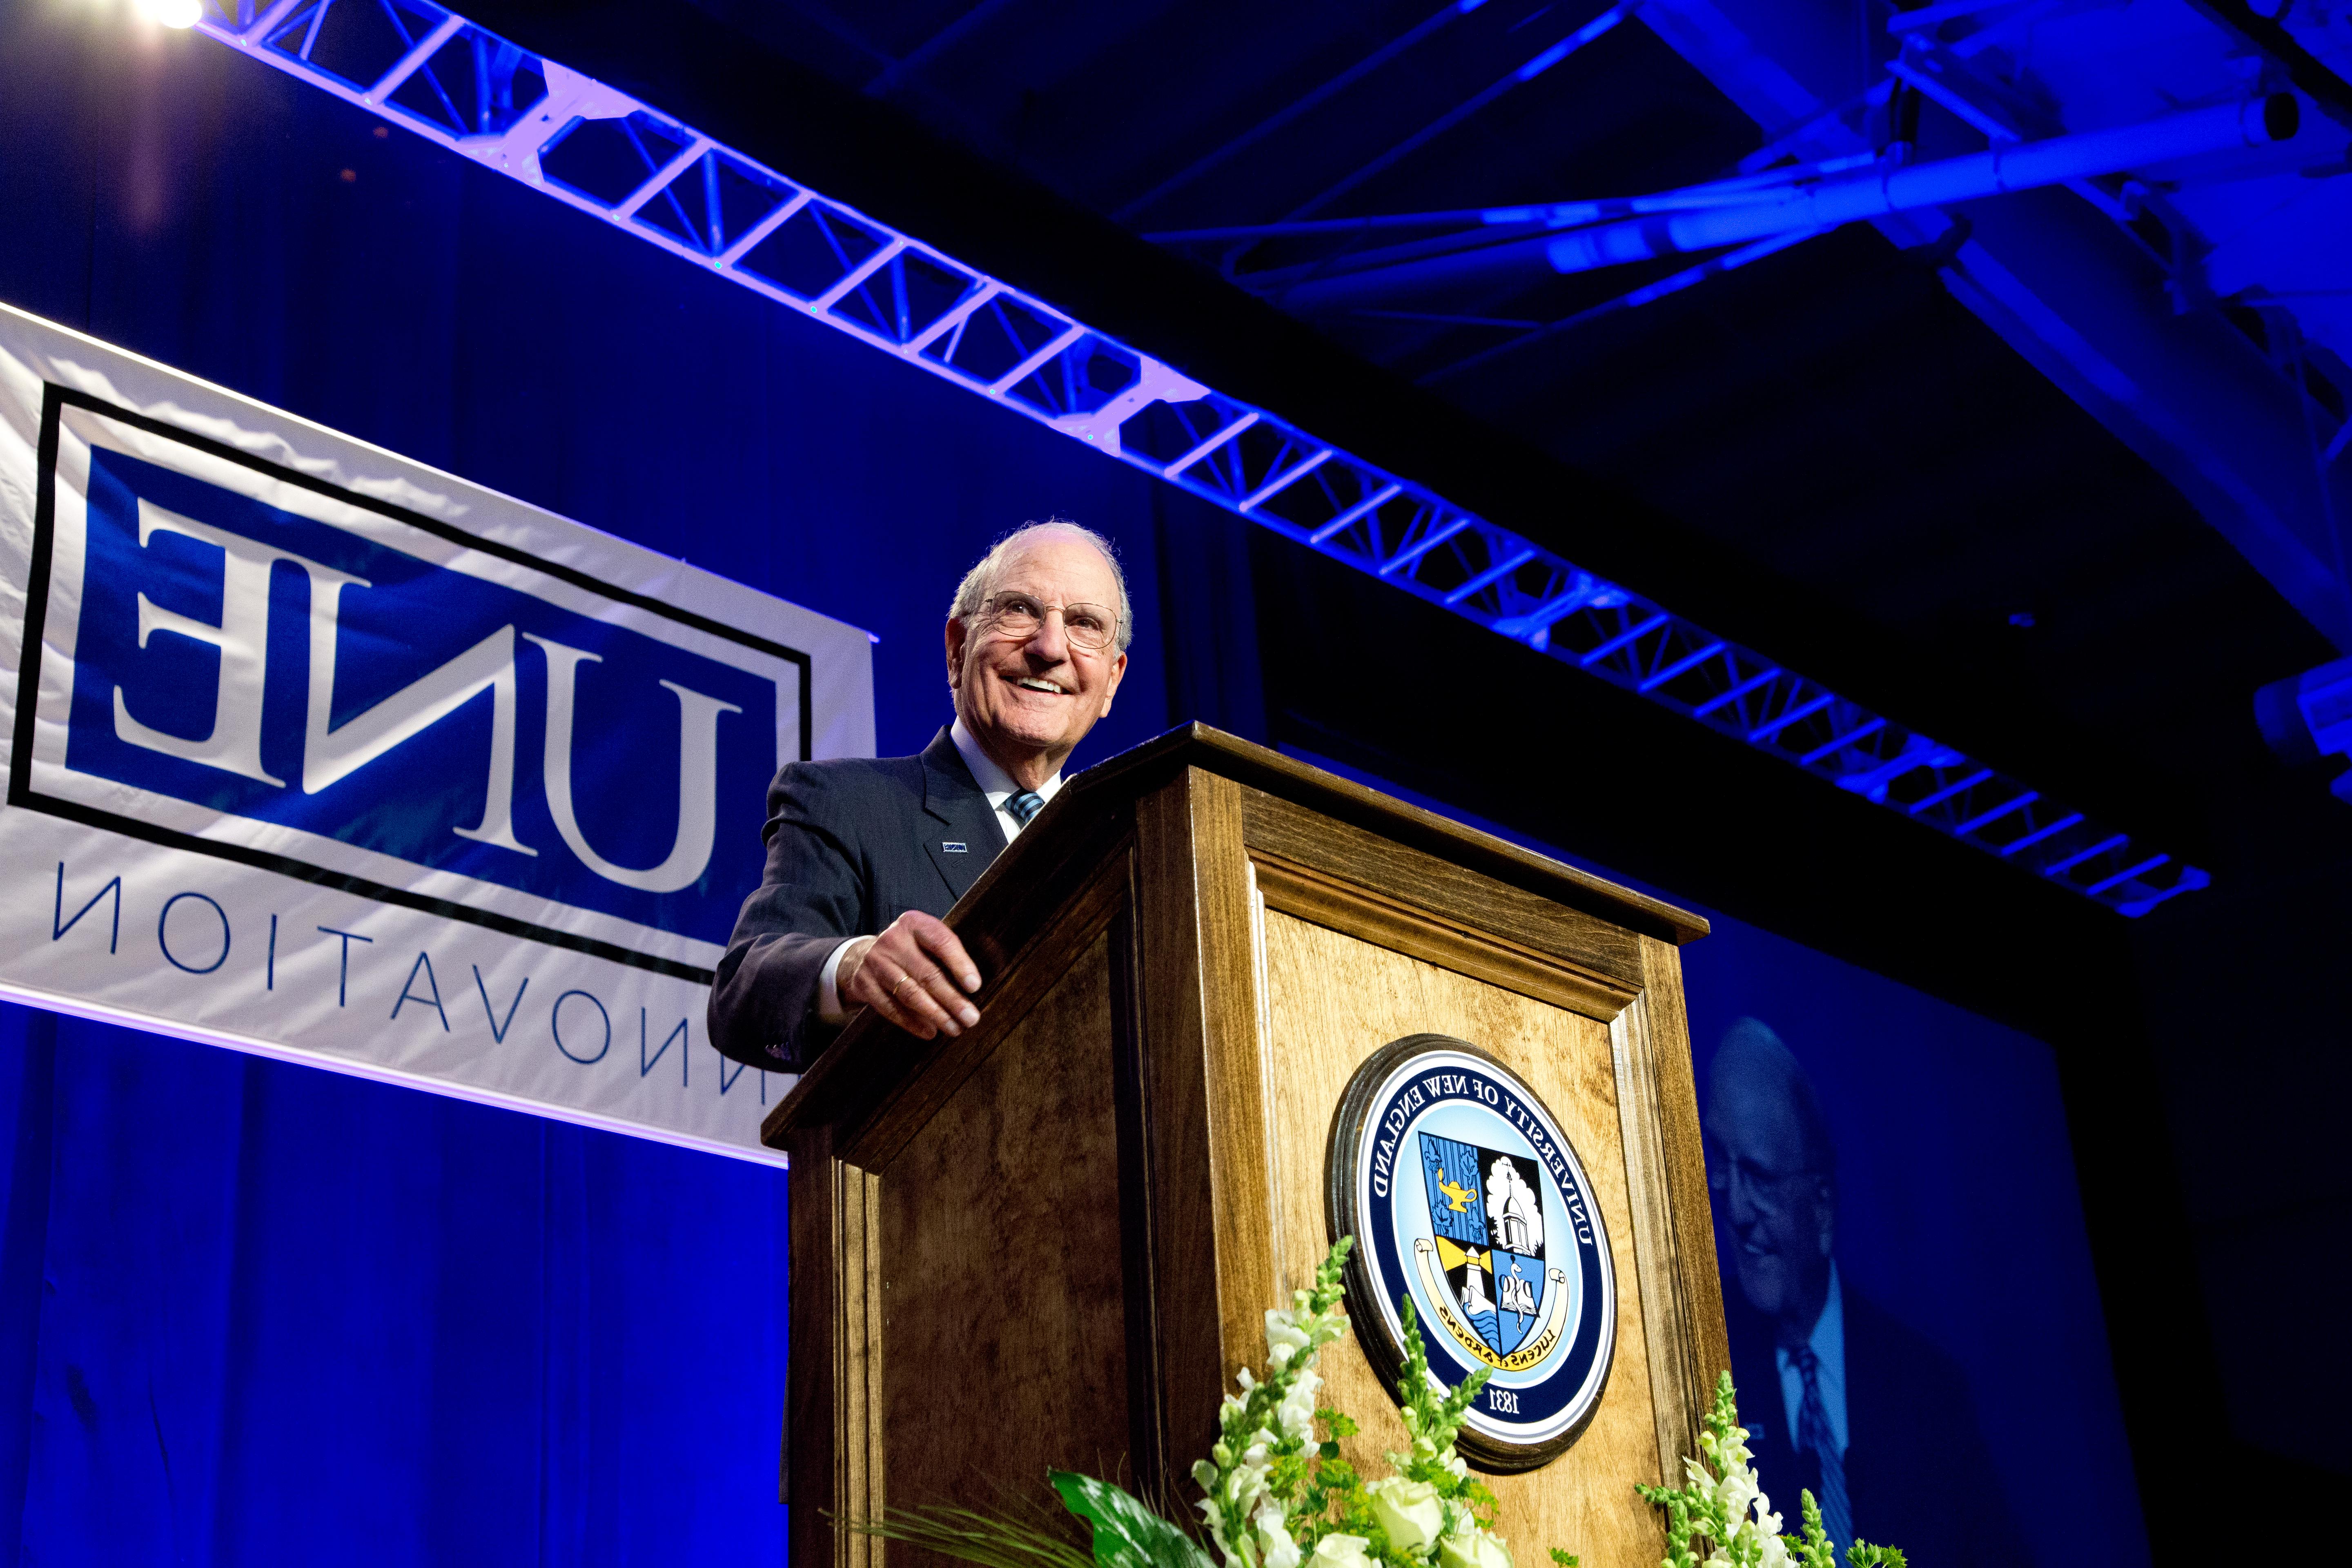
[1258, 910, 1667, 1568]
[766, 727, 1718, 1568]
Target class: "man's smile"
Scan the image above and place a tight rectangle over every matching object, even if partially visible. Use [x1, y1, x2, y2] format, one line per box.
[1012, 676, 1069, 695]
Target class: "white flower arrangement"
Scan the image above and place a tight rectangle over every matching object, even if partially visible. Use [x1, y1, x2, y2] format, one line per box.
[1185, 1240, 1544, 1568]
[1637, 1373, 1905, 1568]
[856, 1239, 1904, 1568]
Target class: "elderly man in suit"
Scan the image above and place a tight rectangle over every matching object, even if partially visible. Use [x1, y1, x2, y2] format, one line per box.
[1706, 1019, 2029, 1566]
[708, 519, 1129, 1070]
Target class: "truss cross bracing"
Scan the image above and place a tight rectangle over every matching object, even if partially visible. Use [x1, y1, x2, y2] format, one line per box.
[187, 0, 2205, 915]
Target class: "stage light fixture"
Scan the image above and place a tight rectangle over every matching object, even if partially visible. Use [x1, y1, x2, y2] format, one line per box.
[138, 0, 201, 29]
[2255, 655, 2352, 802]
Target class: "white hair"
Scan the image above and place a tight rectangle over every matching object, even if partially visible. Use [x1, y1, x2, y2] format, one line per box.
[947, 518, 1133, 651]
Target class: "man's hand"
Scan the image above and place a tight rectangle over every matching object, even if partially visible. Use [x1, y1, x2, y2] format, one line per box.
[836, 911, 983, 1040]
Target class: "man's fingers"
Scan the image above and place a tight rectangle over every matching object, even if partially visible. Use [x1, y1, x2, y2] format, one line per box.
[877, 993, 935, 1040]
[842, 914, 984, 1038]
[905, 915, 984, 994]
[863, 958, 962, 1038]
[901, 960, 980, 1029]
[860, 973, 938, 1040]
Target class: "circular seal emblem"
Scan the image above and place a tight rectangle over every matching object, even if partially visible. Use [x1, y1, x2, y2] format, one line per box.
[1325, 1035, 1615, 1472]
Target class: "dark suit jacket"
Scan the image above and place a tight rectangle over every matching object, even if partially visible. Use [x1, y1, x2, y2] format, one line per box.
[1726, 1284, 2030, 1565]
[707, 727, 1004, 1070]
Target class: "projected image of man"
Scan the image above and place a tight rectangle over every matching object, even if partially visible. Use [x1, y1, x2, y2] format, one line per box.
[708, 519, 1129, 1069]
[1706, 1020, 2026, 1565]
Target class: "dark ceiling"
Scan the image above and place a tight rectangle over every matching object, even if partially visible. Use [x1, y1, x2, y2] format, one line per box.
[468, 0, 2347, 887]
[673, 0, 2343, 872]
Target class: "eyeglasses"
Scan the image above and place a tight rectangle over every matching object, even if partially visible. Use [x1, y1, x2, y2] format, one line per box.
[977, 591, 1120, 653]
[1705, 1153, 1825, 1216]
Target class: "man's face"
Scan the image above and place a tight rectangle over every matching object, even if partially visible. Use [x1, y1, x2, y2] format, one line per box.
[946, 532, 1128, 768]
[1705, 1067, 1834, 1330]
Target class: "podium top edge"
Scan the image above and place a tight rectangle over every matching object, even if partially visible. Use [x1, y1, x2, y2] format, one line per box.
[1072, 723, 1708, 947]
[762, 723, 1710, 1147]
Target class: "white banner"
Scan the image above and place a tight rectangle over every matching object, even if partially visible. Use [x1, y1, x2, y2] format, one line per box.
[0, 303, 873, 1165]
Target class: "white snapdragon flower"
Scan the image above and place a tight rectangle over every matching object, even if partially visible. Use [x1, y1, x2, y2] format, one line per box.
[1715, 1466, 1758, 1526]
[1367, 1478, 1445, 1556]
[1306, 1534, 1373, 1568]
[1265, 1309, 1311, 1368]
[1195, 1245, 1363, 1568]
[1254, 1500, 1301, 1568]
[1276, 1369, 1321, 1443]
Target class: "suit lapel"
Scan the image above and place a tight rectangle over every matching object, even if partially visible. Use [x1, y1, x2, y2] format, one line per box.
[920, 727, 1001, 905]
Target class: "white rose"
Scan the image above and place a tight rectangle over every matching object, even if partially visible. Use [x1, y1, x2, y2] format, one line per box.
[1307, 1534, 1374, 1568]
[1437, 1527, 1513, 1568]
[1367, 1478, 1444, 1556]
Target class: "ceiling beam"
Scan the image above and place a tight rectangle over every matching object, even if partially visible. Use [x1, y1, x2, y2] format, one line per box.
[1638, 0, 2352, 655]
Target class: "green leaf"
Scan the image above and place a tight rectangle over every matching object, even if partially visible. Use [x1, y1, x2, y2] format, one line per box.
[844, 1504, 1094, 1568]
[1049, 1472, 1214, 1568]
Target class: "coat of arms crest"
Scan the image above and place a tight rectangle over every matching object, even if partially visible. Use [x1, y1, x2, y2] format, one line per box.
[1327, 1034, 1617, 1471]
[1419, 1134, 1552, 1362]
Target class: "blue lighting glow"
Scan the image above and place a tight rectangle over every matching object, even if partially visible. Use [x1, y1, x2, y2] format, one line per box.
[185, 0, 2205, 915]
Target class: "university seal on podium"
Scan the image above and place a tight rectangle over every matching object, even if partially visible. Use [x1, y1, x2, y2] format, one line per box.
[1326, 1036, 1616, 1472]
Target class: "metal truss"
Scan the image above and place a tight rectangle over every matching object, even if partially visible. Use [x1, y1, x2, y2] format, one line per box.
[187, 0, 2206, 915]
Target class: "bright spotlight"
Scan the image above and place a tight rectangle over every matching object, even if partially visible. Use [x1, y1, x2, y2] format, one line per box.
[140, 0, 203, 27]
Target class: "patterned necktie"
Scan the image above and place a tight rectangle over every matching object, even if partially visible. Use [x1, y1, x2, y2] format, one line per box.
[1004, 790, 1045, 828]
[1791, 1346, 1853, 1562]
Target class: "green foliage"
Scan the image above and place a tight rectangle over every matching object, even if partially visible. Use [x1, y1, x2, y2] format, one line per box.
[1384, 1301, 1500, 1535]
[1264, 1275, 1574, 1568]
[1190, 1238, 1360, 1568]
[1053, 1472, 1218, 1568]
[846, 1501, 1097, 1568]
[866, 1246, 1915, 1568]
[849, 1474, 1217, 1568]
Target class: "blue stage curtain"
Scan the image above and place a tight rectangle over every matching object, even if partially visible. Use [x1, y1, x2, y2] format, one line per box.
[0, 1000, 791, 1566]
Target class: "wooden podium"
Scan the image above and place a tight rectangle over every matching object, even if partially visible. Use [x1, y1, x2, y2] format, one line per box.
[764, 727, 1724, 1568]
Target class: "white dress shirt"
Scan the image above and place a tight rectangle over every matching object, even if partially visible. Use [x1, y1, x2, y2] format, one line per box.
[814, 719, 1065, 1023]
[1773, 1261, 1849, 1458]
[947, 716, 1068, 842]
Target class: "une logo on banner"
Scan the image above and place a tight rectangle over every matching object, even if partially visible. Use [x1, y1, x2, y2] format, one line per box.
[23, 394, 807, 971]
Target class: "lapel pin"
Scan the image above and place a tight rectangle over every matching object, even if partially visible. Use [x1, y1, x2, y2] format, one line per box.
[941, 841, 968, 854]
